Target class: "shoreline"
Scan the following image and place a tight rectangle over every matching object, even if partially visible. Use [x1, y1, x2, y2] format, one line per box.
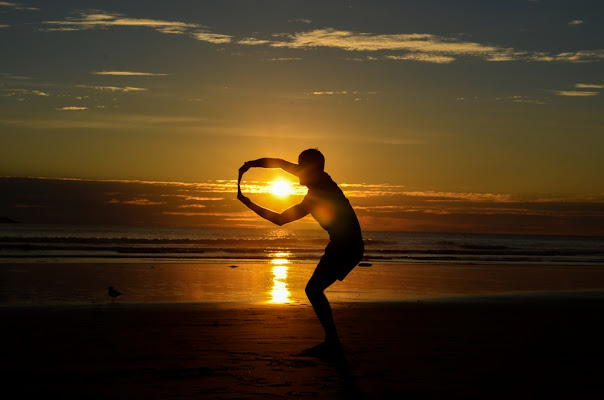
[3, 262, 604, 306]
[3, 287, 604, 309]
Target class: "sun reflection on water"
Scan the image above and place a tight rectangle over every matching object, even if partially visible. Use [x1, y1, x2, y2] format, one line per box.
[269, 266, 291, 304]
[268, 252, 292, 303]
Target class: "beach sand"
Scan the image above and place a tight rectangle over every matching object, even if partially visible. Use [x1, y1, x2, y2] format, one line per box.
[3, 293, 604, 399]
[3, 262, 604, 398]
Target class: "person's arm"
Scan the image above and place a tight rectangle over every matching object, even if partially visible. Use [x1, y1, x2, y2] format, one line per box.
[238, 190, 308, 226]
[240, 158, 300, 177]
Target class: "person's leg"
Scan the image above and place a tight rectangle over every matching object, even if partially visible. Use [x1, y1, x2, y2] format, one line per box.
[305, 266, 339, 346]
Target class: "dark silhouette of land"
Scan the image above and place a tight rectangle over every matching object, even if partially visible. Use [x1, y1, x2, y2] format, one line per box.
[0, 217, 18, 223]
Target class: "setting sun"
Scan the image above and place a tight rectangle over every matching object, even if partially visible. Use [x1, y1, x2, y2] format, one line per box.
[270, 180, 293, 197]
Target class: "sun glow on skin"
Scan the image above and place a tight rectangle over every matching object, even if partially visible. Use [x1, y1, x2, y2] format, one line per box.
[270, 180, 293, 197]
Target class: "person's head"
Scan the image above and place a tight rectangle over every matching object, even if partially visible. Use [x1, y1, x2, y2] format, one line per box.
[298, 148, 324, 186]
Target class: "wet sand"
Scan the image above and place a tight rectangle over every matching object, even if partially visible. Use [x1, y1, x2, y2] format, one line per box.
[4, 262, 604, 304]
[3, 293, 604, 399]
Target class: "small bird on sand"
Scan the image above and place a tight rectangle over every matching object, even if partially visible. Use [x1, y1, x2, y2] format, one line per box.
[107, 286, 122, 303]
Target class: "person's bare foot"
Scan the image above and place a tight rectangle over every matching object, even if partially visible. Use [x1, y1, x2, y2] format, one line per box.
[303, 340, 343, 361]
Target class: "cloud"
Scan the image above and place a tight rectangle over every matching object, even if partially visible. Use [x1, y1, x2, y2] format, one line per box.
[271, 29, 503, 55]
[0, 73, 30, 80]
[342, 186, 516, 201]
[386, 54, 455, 64]
[568, 20, 584, 26]
[0, 88, 49, 98]
[510, 98, 547, 104]
[38, 10, 604, 65]
[0, 113, 224, 132]
[238, 38, 271, 46]
[177, 204, 206, 209]
[41, 10, 200, 33]
[57, 106, 88, 111]
[401, 191, 514, 202]
[191, 32, 232, 44]
[575, 83, 604, 89]
[289, 18, 312, 24]
[264, 28, 604, 64]
[265, 57, 303, 62]
[91, 71, 170, 76]
[106, 198, 165, 206]
[41, 9, 231, 42]
[312, 91, 350, 95]
[76, 84, 147, 92]
[165, 196, 224, 202]
[541, 50, 604, 63]
[0, 24, 10, 28]
[5, 177, 604, 234]
[554, 90, 599, 97]
[0, 1, 39, 11]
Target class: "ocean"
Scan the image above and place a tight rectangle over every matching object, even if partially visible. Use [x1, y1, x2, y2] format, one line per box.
[1, 224, 603, 266]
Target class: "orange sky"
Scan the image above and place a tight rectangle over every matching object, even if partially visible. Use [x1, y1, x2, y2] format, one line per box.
[1, 1, 604, 235]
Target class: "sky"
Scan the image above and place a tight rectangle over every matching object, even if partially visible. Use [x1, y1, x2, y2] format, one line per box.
[1, 0, 604, 235]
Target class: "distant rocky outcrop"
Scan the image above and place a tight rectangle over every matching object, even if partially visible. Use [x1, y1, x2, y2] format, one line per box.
[0, 217, 18, 223]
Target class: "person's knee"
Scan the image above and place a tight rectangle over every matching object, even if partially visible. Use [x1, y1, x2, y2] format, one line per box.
[305, 282, 318, 296]
[305, 280, 325, 297]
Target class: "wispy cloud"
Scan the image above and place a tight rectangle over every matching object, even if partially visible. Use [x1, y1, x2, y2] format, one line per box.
[57, 106, 88, 111]
[271, 29, 503, 55]
[262, 28, 604, 64]
[265, 57, 303, 62]
[341, 185, 516, 201]
[41, 10, 231, 43]
[4, 177, 604, 234]
[312, 91, 350, 95]
[0, 1, 39, 11]
[91, 71, 170, 76]
[385, 54, 455, 64]
[554, 90, 599, 97]
[505, 95, 547, 104]
[76, 84, 147, 92]
[532, 50, 604, 63]
[0, 73, 30, 80]
[401, 191, 514, 202]
[106, 198, 165, 206]
[191, 32, 232, 44]
[41, 11, 199, 33]
[289, 18, 312, 24]
[38, 10, 604, 65]
[0, 113, 225, 132]
[568, 20, 584, 26]
[1, 88, 49, 97]
[575, 83, 604, 89]
[238, 38, 271, 46]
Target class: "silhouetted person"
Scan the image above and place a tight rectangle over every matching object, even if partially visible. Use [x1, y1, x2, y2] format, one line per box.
[238, 149, 364, 357]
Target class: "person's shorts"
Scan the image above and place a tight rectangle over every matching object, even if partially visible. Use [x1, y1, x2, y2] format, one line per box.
[316, 239, 364, 281]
